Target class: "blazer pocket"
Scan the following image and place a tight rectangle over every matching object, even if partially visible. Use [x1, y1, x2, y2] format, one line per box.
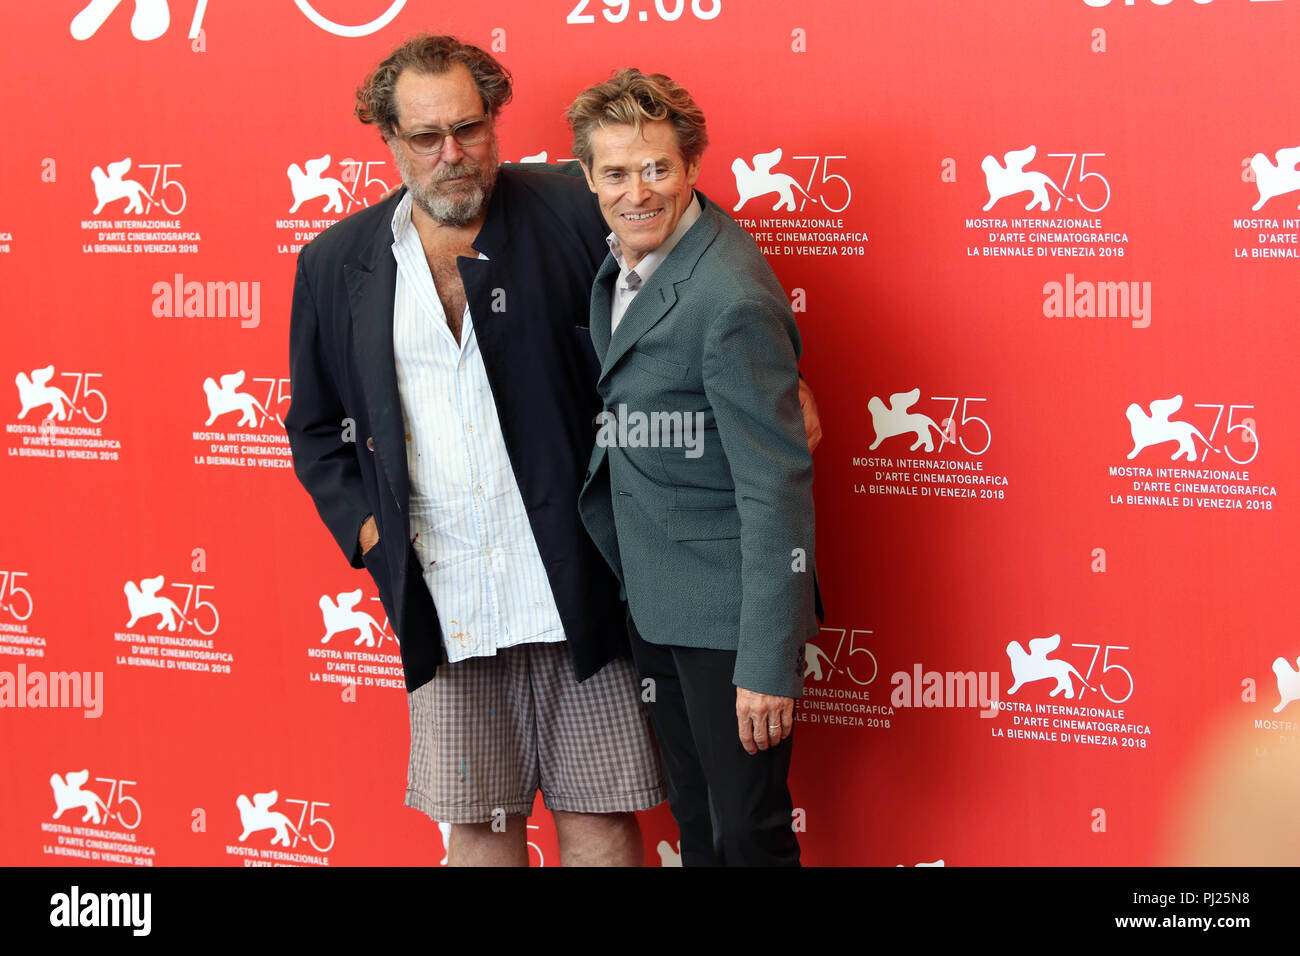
[360, 538, 392, 599]
[666, 507, 741, 541]
[571, 324, 597, 361]
[627, 348, 689, 383]
[361, 538, 386, 571]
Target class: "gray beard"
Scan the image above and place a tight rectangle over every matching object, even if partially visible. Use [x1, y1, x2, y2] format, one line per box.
[395, 143, 499, 227]
[411, 168, 492, 225]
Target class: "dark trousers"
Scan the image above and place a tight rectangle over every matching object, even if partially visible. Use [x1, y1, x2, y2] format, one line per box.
[628, 615, 800, 867]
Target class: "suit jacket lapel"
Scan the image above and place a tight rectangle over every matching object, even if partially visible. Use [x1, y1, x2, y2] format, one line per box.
[457, 174, 525, 436]
[347, 194, 410, 516]
[589, 255, 618, 363]
[597, 194, 721, 387]
[461, 169, 510, 342]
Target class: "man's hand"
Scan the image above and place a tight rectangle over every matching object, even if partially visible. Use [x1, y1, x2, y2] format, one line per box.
[798, 378, 822, 454]
[736, 686, 794, 755]
[359, 515, 379, 556]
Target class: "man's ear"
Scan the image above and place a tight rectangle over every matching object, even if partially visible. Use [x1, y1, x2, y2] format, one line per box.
[686, 154, 702, 187]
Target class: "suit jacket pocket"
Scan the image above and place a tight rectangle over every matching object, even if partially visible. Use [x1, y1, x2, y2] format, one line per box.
[361, 537, 387, 577]
[626, 348, 689, 382]
[666, 507, 741, 541]
[570, 323, 598, 367]
[360, 538, 394, 611]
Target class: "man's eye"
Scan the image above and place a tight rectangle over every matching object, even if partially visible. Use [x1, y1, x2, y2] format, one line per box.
[454, 120, 487, 140]
[409, 132, 442, 150]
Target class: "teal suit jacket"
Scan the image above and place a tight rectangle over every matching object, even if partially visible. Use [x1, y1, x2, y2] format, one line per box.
[577, 191, 818, 699]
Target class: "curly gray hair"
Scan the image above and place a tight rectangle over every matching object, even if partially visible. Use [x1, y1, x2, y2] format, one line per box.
[355, 34, 513, 137]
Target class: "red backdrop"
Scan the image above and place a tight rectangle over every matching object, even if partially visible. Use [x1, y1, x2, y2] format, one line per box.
[2, 0, 1297, 867]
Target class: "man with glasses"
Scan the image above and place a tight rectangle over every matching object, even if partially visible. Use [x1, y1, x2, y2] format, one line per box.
[286, 34, 666, 866]
[287, 34, 822, 867]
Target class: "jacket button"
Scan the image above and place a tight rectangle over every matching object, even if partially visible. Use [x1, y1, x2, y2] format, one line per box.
[365, 436, 375, 451]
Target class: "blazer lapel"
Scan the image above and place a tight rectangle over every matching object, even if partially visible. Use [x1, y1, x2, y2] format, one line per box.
[589, 254, 618, 363]
[347, 196, 410, 516]
[461, 169, 510, 343]
[597, 194, 721, 387]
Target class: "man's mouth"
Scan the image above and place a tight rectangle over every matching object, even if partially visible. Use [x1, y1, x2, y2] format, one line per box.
[434, 166, 477, 187]
[621, 209, 661, 222]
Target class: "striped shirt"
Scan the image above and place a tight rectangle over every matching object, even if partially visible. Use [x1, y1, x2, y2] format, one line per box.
[390, 192, 566, 662]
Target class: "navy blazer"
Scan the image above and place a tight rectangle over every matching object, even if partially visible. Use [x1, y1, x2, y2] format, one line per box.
[286, 166, 627, 691]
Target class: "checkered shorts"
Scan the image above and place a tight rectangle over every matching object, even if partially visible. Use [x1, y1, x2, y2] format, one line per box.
[405, 641, 666, 824]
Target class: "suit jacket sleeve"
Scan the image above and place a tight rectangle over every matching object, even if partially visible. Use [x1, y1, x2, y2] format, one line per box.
[285, 252, 371, 569]
[702, 293, 816, 699]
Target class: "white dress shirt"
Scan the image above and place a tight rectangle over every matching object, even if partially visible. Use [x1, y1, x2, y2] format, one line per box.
[389, 192, 566, 662]
[607, 193, 702, 335]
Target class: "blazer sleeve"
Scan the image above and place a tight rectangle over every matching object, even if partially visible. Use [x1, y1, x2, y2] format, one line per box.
[701, 292, 817, 699]
[285, 252, 371, 569]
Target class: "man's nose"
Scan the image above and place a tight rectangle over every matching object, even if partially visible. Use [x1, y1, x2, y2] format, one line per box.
[628, 174, 651, 204]
[438, 133, 467, 164]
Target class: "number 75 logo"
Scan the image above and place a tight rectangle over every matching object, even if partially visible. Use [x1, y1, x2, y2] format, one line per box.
[806, 628, 876, 685]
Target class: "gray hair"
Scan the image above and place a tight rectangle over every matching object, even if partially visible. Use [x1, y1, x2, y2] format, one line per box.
[355, 34, 513, 136]
[567, 68, 708, 167]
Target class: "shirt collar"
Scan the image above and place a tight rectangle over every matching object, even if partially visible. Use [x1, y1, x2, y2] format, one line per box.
[390, 190, 490, 261]
[391, 190, 415, 242]
[606, 192, 702, 290]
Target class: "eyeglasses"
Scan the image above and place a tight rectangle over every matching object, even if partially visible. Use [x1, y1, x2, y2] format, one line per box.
[397, 116, 491, 154]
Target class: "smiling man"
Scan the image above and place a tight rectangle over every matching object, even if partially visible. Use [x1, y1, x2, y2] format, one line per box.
[571, 70, 820, 866]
